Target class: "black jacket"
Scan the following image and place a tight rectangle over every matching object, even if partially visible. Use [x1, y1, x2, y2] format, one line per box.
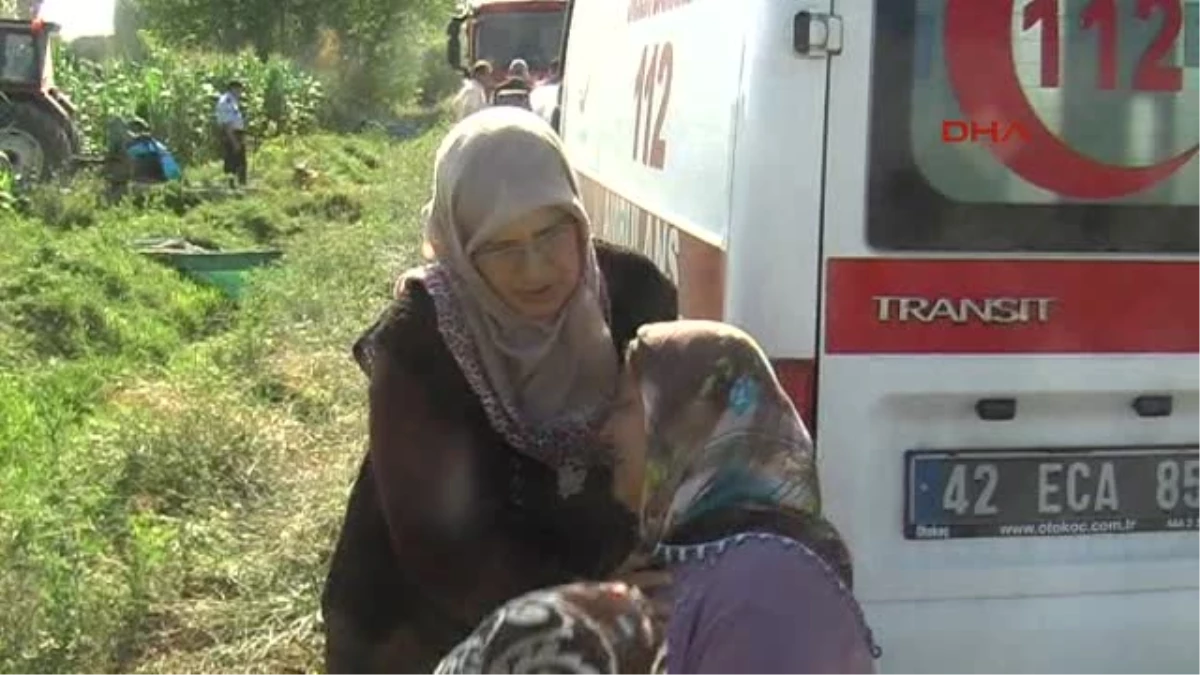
[322, 241, 678, 673]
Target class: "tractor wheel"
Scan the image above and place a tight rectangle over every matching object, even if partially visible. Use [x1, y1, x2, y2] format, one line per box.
[0, 101, 74, 181]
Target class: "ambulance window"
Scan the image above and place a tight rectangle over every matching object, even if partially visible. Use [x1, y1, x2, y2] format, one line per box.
[0, 32, 37, 83]
[866, 0, 1198, 253]
[475, 11, 565, 72]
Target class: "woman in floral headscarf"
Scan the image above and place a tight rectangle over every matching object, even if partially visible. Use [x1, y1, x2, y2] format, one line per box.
[435, 319, 880, 674]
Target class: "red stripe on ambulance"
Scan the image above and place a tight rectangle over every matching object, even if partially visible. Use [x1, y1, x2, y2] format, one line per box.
[578, 173, 725, 320]
[578, 174, 818, 429]
[825, 258, 1199, 354]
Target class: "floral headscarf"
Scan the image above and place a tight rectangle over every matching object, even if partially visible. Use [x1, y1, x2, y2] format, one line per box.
[624, 319, 853, 586]
[434, 582, 664, 674]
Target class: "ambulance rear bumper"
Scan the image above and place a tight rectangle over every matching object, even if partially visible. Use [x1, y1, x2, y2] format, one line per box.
[864, 588, 1200, 673]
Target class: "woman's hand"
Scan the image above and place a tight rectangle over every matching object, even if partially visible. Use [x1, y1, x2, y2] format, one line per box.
[611, 453, 644, 514]
[604, 368, 648, 513]
[612, 552, 671, 593]
[610, 552, 673, 625]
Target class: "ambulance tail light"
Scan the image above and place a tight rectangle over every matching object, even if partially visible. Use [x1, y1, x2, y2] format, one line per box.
[771, 358, 818, 436]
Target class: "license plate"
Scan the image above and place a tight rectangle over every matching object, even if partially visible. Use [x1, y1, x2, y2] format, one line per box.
[904, 446, 1200, 540]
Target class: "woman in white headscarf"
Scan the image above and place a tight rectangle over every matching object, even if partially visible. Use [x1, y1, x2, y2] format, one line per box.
[321, 107, 678, 673]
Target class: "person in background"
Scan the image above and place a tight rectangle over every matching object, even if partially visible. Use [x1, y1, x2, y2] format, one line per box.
[101, 117, 180, 200]
[454, 60, 493, 121]
[213, 79, 247, 187]
[491, 59, 533, 109]
[436, 320, 881, 674]
[125, 118, 181, 184]
[544, 59, 562, 85]
[320, 107, 679, 673]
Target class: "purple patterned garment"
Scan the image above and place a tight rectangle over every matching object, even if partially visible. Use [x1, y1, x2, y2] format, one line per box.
[434, 532, 879, 674]
[660, 533, 878, 674]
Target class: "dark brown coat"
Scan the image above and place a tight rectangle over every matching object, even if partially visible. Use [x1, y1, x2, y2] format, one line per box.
[322, 242, 678, 673]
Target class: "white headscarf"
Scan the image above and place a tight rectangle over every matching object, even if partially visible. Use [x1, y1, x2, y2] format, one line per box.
[400, 107, 618, 471]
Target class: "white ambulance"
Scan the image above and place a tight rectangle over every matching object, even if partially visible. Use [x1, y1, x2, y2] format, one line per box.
[555, 0, 1200, 672]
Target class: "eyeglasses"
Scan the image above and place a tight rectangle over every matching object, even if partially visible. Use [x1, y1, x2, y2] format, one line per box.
[472, 220, 577, 272]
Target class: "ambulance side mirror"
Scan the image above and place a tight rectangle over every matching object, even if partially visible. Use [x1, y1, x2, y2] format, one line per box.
[446, 16, 466, 75]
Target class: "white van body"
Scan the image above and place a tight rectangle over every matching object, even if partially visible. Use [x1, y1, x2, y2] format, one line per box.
[556, 0, 1200, 672]
[530, 81, 560, 123]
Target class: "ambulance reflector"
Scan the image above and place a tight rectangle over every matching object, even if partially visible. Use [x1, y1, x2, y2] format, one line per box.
[770, 358, 817, 436]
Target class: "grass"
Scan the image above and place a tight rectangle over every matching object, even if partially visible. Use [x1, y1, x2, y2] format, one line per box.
[0, 119, 446, 673]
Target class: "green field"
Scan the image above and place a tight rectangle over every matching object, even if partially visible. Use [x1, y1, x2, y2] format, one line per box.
[0, 123, 445, 673]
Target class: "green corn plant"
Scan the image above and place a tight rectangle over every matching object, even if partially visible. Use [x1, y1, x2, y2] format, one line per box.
[0, 156, 14, 214]
[53, 32, 328, 165]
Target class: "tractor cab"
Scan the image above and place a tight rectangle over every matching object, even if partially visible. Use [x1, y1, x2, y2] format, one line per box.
[0, 17, 81, 181]
[0, 18, 51, 89]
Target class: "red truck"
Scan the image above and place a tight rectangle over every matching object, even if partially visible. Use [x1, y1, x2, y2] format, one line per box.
[446, 0, 567, 86]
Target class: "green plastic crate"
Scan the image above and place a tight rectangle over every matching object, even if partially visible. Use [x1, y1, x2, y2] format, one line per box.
[140, 248, 283, 299]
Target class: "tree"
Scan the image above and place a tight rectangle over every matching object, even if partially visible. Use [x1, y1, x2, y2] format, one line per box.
[130, 0, 449, 60]
[125, 0, 454, 112]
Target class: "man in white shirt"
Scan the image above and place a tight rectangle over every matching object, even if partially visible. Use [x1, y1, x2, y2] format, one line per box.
[214, 80, 247, 186]
[452, 61, 492, 121]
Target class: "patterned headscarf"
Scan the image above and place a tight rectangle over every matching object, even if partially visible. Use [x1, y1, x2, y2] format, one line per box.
[625, 319, 823, 547]
[434, 582, 663, 674]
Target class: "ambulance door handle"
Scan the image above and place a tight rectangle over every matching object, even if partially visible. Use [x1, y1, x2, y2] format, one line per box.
[975, 398, 1017, 421]
[793, 11, 844, 57]
[1131, 394, 1173, 418]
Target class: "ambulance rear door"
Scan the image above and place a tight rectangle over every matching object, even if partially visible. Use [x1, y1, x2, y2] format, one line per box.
[816, 1, 1199, 672]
